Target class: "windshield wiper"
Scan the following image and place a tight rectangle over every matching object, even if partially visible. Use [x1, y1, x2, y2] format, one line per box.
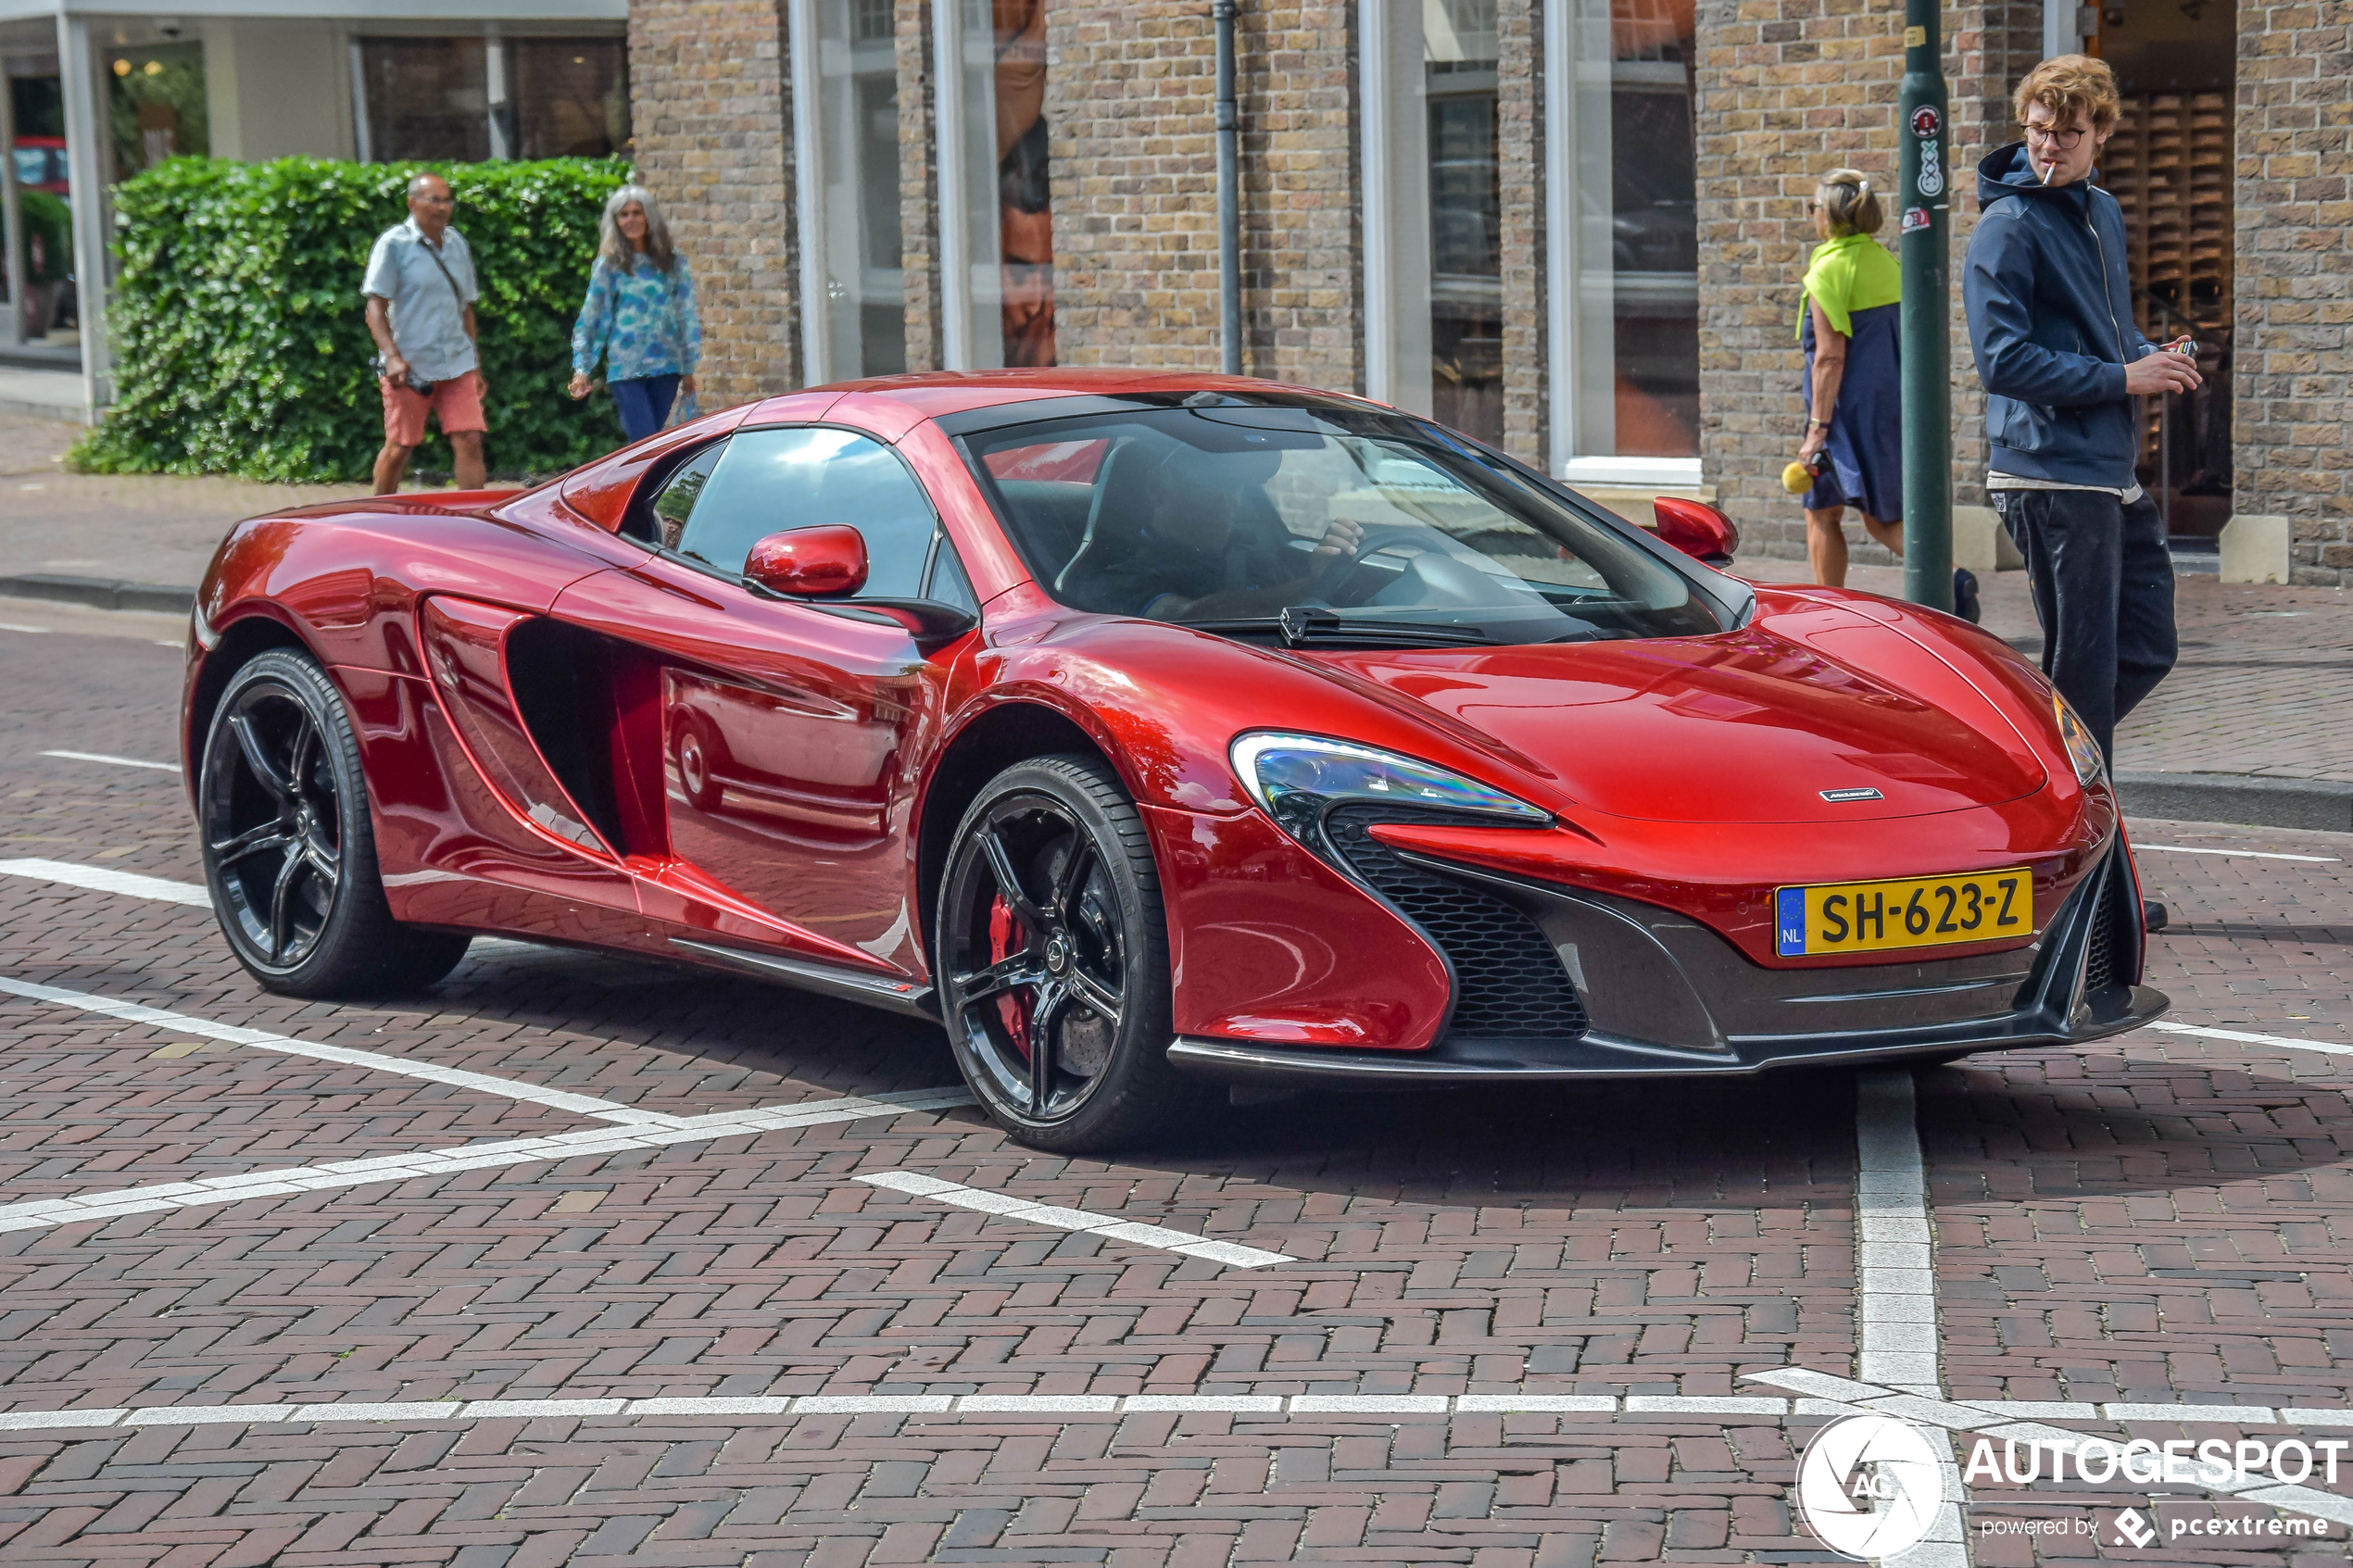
[1176, 608, 1496, 648]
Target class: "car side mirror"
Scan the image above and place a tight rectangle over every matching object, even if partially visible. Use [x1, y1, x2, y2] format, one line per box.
[1652, 496, 1741, 569]
[744, 524, 868, 597]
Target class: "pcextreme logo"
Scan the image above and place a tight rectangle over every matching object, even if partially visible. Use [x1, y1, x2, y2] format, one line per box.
[1795, 1413, 1947, 1560]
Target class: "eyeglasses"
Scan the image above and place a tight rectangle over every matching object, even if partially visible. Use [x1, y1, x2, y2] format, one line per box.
[2023, 123, 2087, 150]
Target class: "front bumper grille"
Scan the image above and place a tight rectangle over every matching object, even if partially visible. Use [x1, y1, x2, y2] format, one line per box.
[1167, 832, 2165, 1087]
[1323, 804, 1589, 1040]
[2082, 888, 2117, 996]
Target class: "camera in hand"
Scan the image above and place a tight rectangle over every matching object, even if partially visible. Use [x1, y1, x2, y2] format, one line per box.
[369, 354, 435, 396]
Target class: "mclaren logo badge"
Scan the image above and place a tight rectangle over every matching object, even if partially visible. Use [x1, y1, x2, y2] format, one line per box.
[1820, 787, 1886, 803]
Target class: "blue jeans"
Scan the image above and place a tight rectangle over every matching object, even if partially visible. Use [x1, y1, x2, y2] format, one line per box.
[610, 374, 681, 444]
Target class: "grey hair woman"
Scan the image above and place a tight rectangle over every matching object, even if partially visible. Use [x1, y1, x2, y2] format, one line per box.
[568, 183, 703, 443]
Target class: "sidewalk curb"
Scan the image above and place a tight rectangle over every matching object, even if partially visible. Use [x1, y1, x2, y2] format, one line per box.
[0, 574, 195, 615]
[2120, 771, 2353, 834]
[0, 396, 90, 424]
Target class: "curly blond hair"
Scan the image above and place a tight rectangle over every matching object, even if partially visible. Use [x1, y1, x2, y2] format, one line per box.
[2014, 54, 2121, 133]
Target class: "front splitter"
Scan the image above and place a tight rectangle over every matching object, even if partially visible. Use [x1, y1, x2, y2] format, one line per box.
[1165, 982, 2168, 1086]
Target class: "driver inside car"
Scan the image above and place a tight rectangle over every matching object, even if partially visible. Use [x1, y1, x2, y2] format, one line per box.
[1063, 443, 1364, 621]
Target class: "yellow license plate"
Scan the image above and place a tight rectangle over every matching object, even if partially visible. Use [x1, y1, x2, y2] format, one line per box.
[1774, 869, 2032, 956]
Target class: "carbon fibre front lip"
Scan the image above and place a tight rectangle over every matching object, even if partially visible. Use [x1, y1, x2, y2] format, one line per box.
[1164, 980, 2168, 1085]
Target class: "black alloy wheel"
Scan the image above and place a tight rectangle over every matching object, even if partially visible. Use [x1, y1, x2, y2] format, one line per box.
[937, 755, 1199, 1151]
[198, 648, 471, 997]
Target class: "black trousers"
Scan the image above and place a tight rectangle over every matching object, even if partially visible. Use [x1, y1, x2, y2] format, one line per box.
[1994, 486, 2177, 763]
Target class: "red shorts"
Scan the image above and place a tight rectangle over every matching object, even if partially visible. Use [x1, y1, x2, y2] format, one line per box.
[382, 370, 486, 447]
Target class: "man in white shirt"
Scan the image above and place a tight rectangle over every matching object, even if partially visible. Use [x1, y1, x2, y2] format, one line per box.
[362, 172, 489, 495]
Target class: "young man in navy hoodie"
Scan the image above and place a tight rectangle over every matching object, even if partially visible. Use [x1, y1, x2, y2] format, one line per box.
[1965, 55, 2197, 927]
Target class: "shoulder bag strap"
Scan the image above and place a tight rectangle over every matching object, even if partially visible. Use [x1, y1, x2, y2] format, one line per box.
[417, 232, 470, 311]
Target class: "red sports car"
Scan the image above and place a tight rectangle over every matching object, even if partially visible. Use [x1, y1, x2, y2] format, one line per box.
[182, 370, 2163, 1150]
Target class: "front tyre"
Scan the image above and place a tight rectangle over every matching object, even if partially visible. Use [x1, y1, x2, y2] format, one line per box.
[937, 754, 1202, 1152]
[198, 647, 471, 997]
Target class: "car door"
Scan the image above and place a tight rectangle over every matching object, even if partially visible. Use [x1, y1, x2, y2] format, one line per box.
[550, 423, 979, 980]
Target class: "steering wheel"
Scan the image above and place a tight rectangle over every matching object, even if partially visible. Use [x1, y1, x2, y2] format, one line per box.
[1311, 523, 1433, 608]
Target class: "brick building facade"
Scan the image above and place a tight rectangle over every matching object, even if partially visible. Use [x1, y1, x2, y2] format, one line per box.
[625, 0, 2350, 582]
[2235, 0, 2351, 582]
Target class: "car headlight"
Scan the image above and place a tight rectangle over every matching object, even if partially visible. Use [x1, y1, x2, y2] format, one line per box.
[1229, 733, 1549, 853]
[2052, 693, 2106, 785]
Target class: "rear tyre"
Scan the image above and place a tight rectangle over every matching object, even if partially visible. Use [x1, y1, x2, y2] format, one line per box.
[197, 648, 472, 997]
[937, 754, 1203, 1152]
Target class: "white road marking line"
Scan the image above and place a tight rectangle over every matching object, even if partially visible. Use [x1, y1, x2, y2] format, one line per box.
[0, 622, 55, 633]
[2139, 844, 2338, 863]
[1851, 1070, 1969, 1568]
[1456, 1395, 1618, 1413]
[0, 859, 545, 965]
[0, 859, 209, 906]
[0, 861, 652, 973]
[1623, 1395, 1787, 1415]
[4, 1387, 2349, 1435]
[1854, 1070, 1940, 1397]
[854, 1169, 1295, 1268]
[2148, 1021, 2353, 1060]
[1748, 1367, 2353, 1530]
[38, 749, 182, 773]
[0, 974, 688, 1126]
[0, 1088, 976, 1236]
[6, 1388, 2343, 1435]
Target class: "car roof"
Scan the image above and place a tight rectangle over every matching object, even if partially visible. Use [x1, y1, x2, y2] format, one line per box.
[744, 368, 1386, 428]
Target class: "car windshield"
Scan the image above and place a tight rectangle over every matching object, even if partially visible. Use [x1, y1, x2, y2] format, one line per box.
[960, 402, 1723, 646]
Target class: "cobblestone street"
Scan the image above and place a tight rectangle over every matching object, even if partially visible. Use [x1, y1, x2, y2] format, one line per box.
[0, 588, 2349, 1566]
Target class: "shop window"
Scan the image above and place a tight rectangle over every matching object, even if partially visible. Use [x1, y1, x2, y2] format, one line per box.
[799, 0, 909, 378]
[1556, 0, 1699, 464]
[107, 43, 208, 177]
[1427, 1, 1504, 444]
[937, 0, 1054, 369]
[509, 39, 630, 158]
[1360, 1, 1503, 441]
[359, 38, 491, 163]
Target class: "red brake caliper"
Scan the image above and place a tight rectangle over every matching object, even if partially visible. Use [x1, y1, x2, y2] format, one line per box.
[988, 894, 1031, 1059]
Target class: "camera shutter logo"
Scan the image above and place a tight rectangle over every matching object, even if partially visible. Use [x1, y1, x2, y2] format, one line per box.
[1795, 1413, 1946, 1560]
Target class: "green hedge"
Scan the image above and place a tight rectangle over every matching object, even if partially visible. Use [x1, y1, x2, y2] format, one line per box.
[73, 156, 629, 483]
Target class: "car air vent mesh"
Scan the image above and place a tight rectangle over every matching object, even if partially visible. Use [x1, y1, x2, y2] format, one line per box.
[1322, 804, 1589, 1040]
[2082, 884, 2117, 997]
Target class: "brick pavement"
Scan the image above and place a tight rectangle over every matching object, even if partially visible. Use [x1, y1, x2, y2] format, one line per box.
[3, 568, 2353, 1564]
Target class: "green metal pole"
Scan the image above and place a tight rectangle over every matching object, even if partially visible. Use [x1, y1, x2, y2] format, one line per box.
[1898, 0, 1952, 610]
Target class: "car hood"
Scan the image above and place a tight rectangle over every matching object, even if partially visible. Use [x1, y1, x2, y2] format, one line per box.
[1293, 607, 2050, 824]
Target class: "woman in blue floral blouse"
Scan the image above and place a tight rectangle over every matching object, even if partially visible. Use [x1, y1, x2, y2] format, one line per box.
[569, 184, 702, 443]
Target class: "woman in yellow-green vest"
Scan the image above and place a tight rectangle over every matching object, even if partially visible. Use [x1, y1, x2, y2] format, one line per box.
[1795, 169, 1906, 587]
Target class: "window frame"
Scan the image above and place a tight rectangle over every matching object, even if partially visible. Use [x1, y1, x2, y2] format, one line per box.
[1355, 1, 1705, 488]
[639, 423, 975, 621]
[1541, 0, 1704, 485]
